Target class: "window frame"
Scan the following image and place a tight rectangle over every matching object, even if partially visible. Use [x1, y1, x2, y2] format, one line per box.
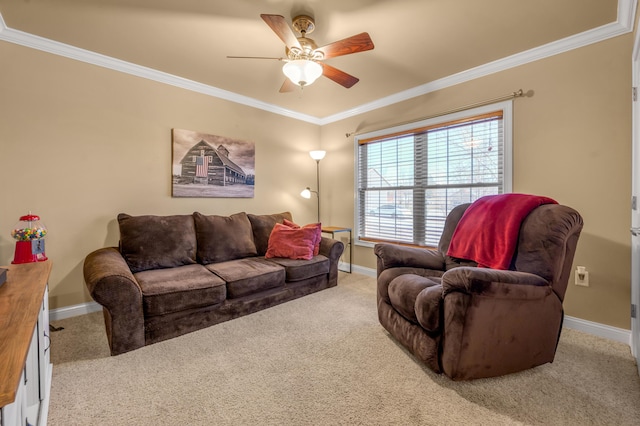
[353, 100, 513, 249]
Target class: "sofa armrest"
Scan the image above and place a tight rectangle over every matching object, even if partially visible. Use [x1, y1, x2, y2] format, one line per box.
[442, 267, 550, 298]
[319, 236, 345, 286]
[319, 236, 343, 260]
[374, 243, 445, 275]
[83, 247, 145, 355]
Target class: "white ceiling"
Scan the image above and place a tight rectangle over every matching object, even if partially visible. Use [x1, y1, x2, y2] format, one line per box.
[0, 0, 631, 122]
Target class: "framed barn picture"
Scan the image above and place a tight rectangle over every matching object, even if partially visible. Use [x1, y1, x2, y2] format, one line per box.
[172, 128, 255, 198]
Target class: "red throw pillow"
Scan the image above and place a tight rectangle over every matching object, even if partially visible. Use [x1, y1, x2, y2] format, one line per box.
[283, 219, 321, 256]
[265, 223, 317, 260]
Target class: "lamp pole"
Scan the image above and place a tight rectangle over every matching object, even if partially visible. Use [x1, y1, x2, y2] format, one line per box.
[315, 158, 321, 222]
[309, 150, 325, 222]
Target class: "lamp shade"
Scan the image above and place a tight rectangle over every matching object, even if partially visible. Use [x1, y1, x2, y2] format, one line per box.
[309, 150, 326, 161]
[283, 60, 323, 88]
[300, 187, 312, 199]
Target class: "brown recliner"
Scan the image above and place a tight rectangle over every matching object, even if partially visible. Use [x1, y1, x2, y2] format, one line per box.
[374, 202, 583, 380]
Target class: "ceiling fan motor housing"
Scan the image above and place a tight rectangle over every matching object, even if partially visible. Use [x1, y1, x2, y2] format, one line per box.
[287, 15, 322, 60]
[292, 15, 315, 35]
[286, 39, 321, 60]
[237, 13, 374, 91]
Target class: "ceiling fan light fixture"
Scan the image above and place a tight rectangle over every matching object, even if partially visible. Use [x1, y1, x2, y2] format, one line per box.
[283, 59, 323, 88]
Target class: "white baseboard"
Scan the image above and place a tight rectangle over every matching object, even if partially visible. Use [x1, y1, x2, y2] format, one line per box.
[337, 260, 351, 273]
[352, 264, 376, 277]
[345, 264, 632, 346]
[563, 315, 631, 345]
[52, 268, 632, 347]
[50, 300, 102, 322]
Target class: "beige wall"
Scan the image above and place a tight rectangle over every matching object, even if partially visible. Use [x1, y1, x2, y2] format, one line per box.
[0, 42, 322, 309]
[320, 34, 633, 329]
[0, 30, 634, 330]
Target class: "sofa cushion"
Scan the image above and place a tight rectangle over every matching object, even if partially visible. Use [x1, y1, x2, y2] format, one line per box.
[205, 258, 285, 299]
[247, 212, 293, 256]
[266, 255, 330, 282]
[265, 223, 317, 260]
[134, 264, 226, 317]
[118, 213, 197, 273]
[388, 274, 440, 324]
[194, 212, 257, 264]
[283, 219, 321, 256]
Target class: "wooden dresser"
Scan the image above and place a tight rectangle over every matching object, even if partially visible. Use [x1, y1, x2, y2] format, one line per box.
[0, 261, 52, 426]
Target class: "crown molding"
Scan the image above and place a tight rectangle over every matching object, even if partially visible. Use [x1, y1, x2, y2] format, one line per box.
[0, 0, 635, 126]
[0, 16, 323, 125]
[320, 0, 637, 125]
[620, 0, 638, 29]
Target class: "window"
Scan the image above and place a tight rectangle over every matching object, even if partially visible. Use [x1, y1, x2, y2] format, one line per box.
[355, 101, 512, 248]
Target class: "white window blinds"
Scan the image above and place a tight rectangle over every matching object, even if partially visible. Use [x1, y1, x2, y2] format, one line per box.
[355, 103, 511, 248]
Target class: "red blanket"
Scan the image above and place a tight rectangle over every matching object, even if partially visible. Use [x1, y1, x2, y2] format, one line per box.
[446, 194, 557, 269]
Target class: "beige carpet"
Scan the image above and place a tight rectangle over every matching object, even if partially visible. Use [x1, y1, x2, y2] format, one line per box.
[48, 273, 640, 425]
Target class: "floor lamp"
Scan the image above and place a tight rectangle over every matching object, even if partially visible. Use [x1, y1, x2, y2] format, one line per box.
[301, 150, 325, 222]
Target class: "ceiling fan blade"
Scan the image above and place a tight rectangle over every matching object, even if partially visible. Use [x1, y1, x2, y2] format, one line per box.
[260, 14, 302, 50]
[322, 64, 359, 88]
[316, 32, 374, 59]
[279, 78, 298, 93]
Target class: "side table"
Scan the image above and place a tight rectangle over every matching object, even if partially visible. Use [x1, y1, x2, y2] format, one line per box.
[321, 226, 352, 273]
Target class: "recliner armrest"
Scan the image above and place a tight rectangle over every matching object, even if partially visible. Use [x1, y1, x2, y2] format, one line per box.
[442, 267, 549, 297]
[374, 243, 445, 273]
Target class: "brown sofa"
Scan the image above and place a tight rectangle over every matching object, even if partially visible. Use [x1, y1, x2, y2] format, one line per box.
[84, 211, 344, 355]
[375, 202, 583, 380]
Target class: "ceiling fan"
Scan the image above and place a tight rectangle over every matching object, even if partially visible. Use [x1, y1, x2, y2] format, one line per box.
[227, 14, 374, 92]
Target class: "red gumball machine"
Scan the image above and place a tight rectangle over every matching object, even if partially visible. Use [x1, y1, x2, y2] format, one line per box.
[11, 213, 48, 264]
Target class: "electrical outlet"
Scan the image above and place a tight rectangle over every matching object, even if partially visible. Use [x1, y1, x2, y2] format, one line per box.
[575, 266, 589, 287]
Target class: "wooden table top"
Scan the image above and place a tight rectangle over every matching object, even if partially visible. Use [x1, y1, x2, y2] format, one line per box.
[0, 261, 52, 407]
[321, 226, 352, 233]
